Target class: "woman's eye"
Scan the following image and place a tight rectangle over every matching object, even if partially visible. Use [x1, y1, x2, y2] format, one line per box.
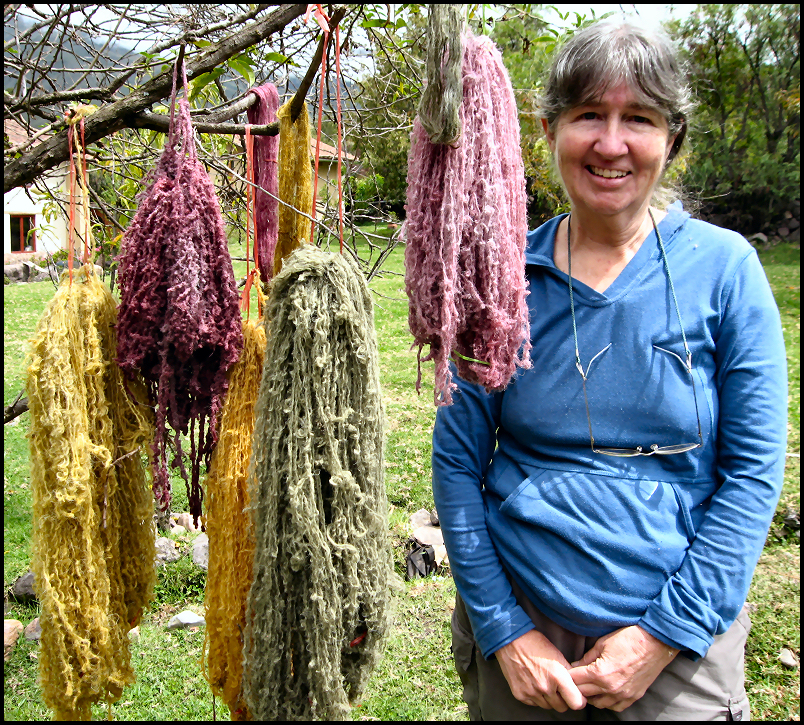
[580, 112, 597, 120]
[632, 115, 652, 124]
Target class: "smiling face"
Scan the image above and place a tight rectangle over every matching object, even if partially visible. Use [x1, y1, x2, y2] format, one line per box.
[542, 83, 678, 222]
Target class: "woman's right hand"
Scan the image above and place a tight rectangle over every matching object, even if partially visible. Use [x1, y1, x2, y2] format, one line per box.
[495, 629, 587, 712]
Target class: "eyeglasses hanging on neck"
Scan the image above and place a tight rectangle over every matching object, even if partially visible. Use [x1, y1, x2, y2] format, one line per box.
[566, 209, 703, 456]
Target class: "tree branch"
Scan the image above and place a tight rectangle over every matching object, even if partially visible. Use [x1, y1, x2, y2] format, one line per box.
[4, 3, 308, 192]
[290, 5, 349, 122]
[4, 389, 28, 424]
[129, 111, 279, 136]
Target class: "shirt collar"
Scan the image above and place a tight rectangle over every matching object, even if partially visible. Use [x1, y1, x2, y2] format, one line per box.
[524, 203, 690, 270]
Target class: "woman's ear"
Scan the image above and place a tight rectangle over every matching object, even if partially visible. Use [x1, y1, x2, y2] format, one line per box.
[665, 121, 687, 166]
[541, 118, 556, 152]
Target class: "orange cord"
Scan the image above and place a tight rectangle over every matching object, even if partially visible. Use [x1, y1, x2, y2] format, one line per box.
[67, 114, 76, 285]
[241, 125, 254, 319]
[241, 125, 263, 320]
[310, 25, 328, 246]
[334, 24, 344, 254]
[306, 3, 344, 253]
[78, 118, 92, 266]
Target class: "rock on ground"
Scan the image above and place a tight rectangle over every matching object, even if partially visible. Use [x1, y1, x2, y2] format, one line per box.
[11, 571, 36, 602]
[167, 610, 205, 630]
[154, 536, 181, 565]
[409, 508, 432, 529]
[24, 617, 41, 641]
[779, 648, 799, 670]
[174, 512, 202, 532]
[5, 619, 23, 661]
[192, 532, 209, 570]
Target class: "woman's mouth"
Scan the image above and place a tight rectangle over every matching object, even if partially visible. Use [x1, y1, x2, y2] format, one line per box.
[587, 165, 630, 179]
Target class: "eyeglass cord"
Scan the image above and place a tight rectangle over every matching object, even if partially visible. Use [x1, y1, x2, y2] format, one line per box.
[567, 209, 692, 377]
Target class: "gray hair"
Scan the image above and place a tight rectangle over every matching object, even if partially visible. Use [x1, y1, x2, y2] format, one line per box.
[540, 19, 694, 167]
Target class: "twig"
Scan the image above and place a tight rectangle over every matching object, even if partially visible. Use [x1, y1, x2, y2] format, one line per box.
[4, 390, 29, 424]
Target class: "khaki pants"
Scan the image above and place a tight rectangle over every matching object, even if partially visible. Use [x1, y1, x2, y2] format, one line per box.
[452, 582, 751, 721]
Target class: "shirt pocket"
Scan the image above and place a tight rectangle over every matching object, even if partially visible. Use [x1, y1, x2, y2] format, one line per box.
[496, 468, 694, 588]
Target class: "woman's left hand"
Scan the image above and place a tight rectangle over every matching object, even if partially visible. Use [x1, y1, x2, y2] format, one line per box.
[569, 625, 680, 711]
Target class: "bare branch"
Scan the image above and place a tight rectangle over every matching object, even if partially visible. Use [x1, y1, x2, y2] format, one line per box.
[5, 3, 309, 192]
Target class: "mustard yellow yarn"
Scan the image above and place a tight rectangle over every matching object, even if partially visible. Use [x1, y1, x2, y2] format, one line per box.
[26, 265, 156, 720]
[274, 99, 313, 276]
[202, 319, 266, 719]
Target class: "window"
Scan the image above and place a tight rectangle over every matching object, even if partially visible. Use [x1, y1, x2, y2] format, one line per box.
[10, 215, 36, 253]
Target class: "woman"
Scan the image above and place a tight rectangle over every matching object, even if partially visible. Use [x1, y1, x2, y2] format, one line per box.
[431, 19, 788, 721]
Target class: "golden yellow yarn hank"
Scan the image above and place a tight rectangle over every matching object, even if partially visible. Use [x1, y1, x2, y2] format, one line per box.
[26, 266, 156, 720]
[202, 319, 266, 720]
[274, 99, 313, 277]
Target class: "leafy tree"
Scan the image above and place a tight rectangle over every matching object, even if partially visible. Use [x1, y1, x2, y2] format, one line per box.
[668, 4, 800, 232]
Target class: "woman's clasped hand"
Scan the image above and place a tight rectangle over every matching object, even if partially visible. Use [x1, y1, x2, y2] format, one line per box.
[496, 625, 679, 713]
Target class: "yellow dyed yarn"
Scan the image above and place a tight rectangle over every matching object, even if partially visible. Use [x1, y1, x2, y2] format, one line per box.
[202, 319, 267, 720]
[26, 265, 156, 720]
[274, 99, 313, 277]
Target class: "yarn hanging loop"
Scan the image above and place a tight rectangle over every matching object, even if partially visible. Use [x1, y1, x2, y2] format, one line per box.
[418, 5, 464, 145]
[65, 106, 97, 282]
[245, 83, 280, 282]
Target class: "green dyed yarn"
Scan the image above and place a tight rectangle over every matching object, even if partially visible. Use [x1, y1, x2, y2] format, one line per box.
[418, 4, 464, 144]
[243, 244, 391, 721]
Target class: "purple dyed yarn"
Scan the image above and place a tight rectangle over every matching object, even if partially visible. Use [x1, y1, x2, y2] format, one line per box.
[404, 32, 531, 406]
[116, 64, 243, 522]
[246, 84, 280, 281]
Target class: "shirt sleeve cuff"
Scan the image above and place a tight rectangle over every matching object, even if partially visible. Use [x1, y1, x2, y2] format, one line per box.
[473, 606, 536, 660]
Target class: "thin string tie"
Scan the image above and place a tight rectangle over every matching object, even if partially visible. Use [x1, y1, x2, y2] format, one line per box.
[67, 112, 76, 285]
[241, 124, 261, 319]
[334, 23, 344, 253]
[307, 3, 330, 246]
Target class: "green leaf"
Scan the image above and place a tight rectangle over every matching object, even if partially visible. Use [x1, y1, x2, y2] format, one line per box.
[228, 56, 255, 86]
[188, 67, 225, 102]
[264, 51, 290, 64]
[192, 40, 212, 48]
[361, 19, 391, 28]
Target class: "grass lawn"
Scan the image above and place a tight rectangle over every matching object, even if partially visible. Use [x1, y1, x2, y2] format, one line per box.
[3, 233, 799, 721]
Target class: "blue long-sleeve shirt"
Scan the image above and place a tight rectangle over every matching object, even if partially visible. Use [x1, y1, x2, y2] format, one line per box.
[431, 204, 787, 660]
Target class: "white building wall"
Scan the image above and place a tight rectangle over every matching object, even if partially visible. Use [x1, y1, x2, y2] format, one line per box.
[4, 165, 70, 264]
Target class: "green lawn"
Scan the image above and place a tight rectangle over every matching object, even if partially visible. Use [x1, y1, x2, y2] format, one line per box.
[3, 233, 799, 721]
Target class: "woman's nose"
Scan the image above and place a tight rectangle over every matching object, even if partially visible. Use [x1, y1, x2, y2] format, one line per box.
[593, 121, 629, 157]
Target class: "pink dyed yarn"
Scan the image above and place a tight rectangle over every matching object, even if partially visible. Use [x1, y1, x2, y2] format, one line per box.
[404, 32, 531, 406]
[116, 63, 243, 522]
[246, 84, 280, 281]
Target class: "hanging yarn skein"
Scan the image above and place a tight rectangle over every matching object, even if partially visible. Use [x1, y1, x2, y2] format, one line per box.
[245, 83, 280, 282]
[201, 318, 266, 720]
[405, 30, 532, 406]
[417, 4, 464, 145]
[27, 266, 156, 720]
[242, 245, 392, 721]
[116, 60, 243, 523]
[273, 99, 314, 277]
